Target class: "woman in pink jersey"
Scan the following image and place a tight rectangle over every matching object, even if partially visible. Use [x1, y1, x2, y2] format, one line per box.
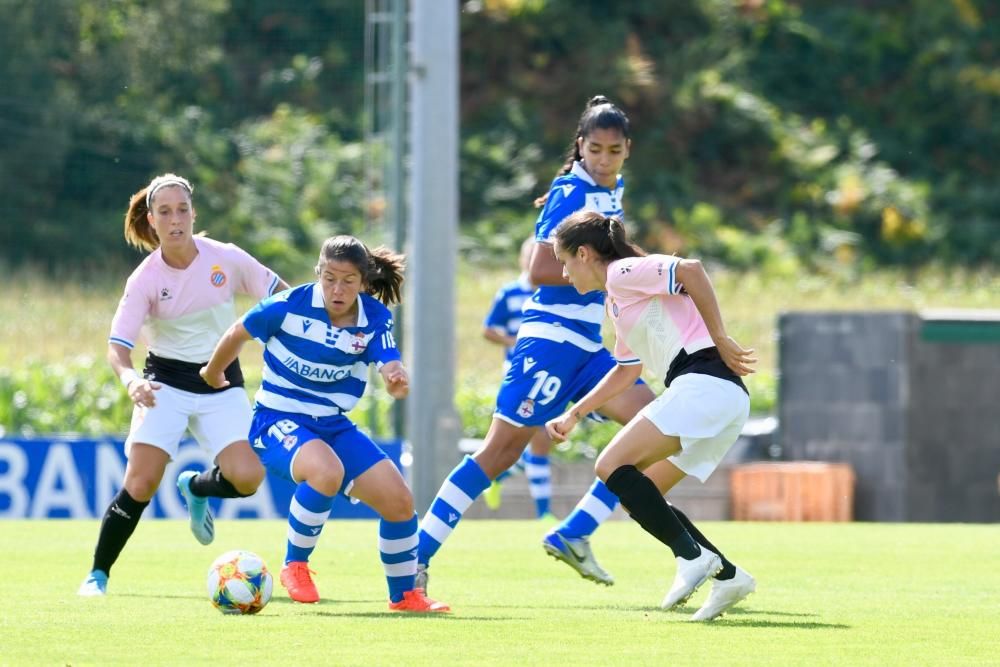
[546, 210, 757, 621]
[78, 173, 288, 597]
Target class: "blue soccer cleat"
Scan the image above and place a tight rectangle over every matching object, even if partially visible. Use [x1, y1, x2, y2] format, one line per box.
[542, 530, 614, 586]
[177, 470, 215, 545]
[78, 569, 108, 597]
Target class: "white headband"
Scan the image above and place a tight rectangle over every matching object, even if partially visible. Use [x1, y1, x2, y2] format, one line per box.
[145, 177, 192, 207]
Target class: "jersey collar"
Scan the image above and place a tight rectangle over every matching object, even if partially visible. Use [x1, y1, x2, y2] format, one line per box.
[570, 160, 621, 191]
[309, 283, 369, 328]
[570, 161, 596, 185]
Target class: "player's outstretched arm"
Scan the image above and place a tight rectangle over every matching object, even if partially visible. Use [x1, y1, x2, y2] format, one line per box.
[200, 322, 253, 388]
[546, 362, 643, 441]
[675, 258, 757, 376]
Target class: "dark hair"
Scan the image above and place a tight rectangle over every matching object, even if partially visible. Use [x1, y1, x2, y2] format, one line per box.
[534, 95, 631, 208]
[124, 173, 194, 252]
[316, 235, 405, 305]
[553, 211, 645, 262]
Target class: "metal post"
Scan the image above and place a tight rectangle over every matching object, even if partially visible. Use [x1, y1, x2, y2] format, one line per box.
[406, 0, 460, 513]
[389, 0, 408, 440]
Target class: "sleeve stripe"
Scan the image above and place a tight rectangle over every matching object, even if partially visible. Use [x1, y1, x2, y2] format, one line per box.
[267, 275, 280, 295]
[616, 357, 642, 365]
[668, 261, 678, 295]
[109, 337, 134, 349]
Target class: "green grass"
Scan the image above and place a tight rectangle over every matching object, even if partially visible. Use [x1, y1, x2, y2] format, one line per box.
[4, 520, 998, 665]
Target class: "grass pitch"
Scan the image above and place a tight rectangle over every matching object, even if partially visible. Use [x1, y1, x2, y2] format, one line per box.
[3, 520, 998, 666]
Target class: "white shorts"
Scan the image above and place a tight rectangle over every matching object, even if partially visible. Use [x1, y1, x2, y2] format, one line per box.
[126, 384, 253, 461]
[640, 373, 750, 482]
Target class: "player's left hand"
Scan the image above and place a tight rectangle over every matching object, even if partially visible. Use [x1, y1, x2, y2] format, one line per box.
[714, 335, 757, 376]
[381, 362, 409, 399]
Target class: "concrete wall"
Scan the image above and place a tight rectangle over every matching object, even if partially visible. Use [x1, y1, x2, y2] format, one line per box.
[907, 319, 1000, 521]
[779, 311, 1000, 522]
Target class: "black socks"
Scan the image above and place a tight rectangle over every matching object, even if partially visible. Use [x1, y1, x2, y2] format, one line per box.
[668, 502, 736, 580]
[188, 466, 251, 498]
[92, 488, 150, 574]
[605, 464, 700, 560]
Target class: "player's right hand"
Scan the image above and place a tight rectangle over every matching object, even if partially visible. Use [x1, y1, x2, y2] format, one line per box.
[127, 378, 162, 408]
[545, 412, 579, 442]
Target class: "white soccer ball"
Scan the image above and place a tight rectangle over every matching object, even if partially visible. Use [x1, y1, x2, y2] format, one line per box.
[206, 550, 273, 615]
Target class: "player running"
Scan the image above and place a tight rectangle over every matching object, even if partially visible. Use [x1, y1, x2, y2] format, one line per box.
[547, 210, 757, 621]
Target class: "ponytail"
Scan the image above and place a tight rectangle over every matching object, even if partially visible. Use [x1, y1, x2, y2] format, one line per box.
[123, 188, 157, 252]
[124, 173, 194, 252]
[553, 211, 645, 262]
[366, 246, 406, 305]
[534, 95, 631, 208]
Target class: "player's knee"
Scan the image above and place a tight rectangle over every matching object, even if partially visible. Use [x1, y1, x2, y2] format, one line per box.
[594, 451, 618, 483]
[230, 464, 265, 496]
[477, 442, 523, 478]
[124, 474, 161, 502]
[305, 465, 343, 496]
[380, 487, 415, 522]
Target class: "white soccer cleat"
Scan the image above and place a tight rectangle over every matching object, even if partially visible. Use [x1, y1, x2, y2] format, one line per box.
[690, 566, 756, 621]
[661, 548, 722, 610]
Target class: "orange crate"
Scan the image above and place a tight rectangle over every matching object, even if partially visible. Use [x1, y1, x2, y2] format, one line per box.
[730, 462, 855, 521]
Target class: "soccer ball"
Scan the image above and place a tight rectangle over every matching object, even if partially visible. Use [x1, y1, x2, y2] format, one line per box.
[207, 550, 273, 614]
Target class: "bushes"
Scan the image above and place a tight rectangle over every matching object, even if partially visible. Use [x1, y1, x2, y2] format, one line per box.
[0, 357, 132, 438]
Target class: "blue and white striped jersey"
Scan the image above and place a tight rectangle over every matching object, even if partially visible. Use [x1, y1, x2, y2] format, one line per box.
[242, 283, 400, 418]
[525, 160, 624, 352]
[483, 274, 533, 361]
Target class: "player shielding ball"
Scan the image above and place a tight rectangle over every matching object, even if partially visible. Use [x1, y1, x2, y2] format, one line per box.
[547, 211, 757, 621]
[201, 235, 448, 613]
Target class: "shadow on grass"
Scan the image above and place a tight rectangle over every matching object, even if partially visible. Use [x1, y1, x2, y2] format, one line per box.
[307, 611, 522, 621]
[115, 593, 205, 600]
[707, 619, 851, 629]
[267, 597, 384, 606]
[695, 607, 849, 629]
[669, 607, 821, 619]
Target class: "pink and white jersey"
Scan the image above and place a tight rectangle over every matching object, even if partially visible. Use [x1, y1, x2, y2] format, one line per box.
[606, 254, 714, 381]
[110, 236, 280, 363]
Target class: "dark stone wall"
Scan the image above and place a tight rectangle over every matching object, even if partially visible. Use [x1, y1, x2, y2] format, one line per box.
[779, 311, 1000, 522]
[907, 328, 1000, 521]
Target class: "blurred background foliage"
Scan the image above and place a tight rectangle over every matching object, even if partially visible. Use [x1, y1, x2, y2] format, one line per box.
[1, 0, 997, 279]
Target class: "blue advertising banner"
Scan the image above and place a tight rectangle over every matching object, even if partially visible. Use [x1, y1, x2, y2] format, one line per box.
[0, 436, 402, 520]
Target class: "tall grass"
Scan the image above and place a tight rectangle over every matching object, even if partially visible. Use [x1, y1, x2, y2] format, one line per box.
[2, 263, 997, 434]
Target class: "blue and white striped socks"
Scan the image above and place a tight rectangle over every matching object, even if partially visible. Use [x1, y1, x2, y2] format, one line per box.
[417, 456, 491, 566]
[523, 452, 552, 518]
[554, 478, 618, 539]
[380, 513, 419, 602]
[285, 482, 334, 563]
